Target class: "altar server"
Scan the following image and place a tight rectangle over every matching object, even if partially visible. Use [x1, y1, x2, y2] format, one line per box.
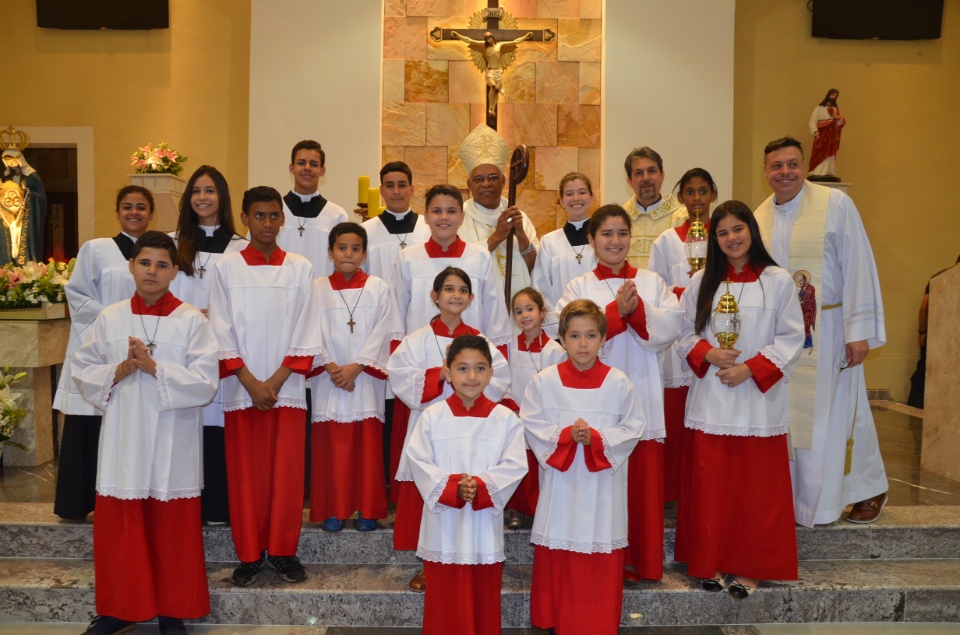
[361, 161, 431, 280]
[73, 231, 218, 635]
[208, 186, 322, 587]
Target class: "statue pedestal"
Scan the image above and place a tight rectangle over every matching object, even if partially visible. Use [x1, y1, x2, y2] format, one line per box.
[922, 265, 960, 481]
[817, 180, 851, 196]
[129, 173, 185, 234]
[0, 318, 70, 466]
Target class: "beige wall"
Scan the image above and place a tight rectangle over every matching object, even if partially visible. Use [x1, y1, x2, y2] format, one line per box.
[733, 1, 960, 401]
[5, 0, 250, 235]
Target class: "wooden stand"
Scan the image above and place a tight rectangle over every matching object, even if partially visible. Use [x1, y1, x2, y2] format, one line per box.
[922, 265, 960, 481]
[0, 317, 70, 467]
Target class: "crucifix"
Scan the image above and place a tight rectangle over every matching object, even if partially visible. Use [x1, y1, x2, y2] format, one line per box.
[431, 2, 555, 130]
[197, 264, 206, 278]
[347, 317, 356, 334]
[146, 342, 156, 356]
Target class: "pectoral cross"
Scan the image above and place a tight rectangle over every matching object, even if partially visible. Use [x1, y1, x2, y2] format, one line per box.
[430, 2, 554, 129]
[400, 240, 407, 248]
[347, 317, 356, 333]
[197, 265, 206, 278]
[576, 252, 583, 264]
[146, 342, 156, 355]
[298, 226, 305, 236]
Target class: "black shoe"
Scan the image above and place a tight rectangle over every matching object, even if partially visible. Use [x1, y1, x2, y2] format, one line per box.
[267, 554, 307, 583]
[82, 615, 135, 634]
[158, 616, 186, 634]
[232, 553, 266, 587]
[728, 579, 756, 599]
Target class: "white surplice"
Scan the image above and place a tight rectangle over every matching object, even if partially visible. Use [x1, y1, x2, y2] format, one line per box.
[360, 210, 432, 281]
[460, 197, 539, 293]
[276, 193, 349, 279]
[530, 227, 596, 338]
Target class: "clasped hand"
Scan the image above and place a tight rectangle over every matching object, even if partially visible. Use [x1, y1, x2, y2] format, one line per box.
[616, 280, 639, 317]
[458, 473, 479, 502]
[488, 206, 527, 250]
[572, 418, 592, 446]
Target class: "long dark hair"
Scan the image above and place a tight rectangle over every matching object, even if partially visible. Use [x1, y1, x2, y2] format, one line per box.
[175, 165, 238, 276]
[819, 88, 839, 107]
[694, 200, 778, 335]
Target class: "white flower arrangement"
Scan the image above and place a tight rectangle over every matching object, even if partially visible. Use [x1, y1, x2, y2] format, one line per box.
[0, 366, 27, 451]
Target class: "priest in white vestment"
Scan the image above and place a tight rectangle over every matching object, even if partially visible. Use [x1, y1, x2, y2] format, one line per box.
[621, 147, 686, 269]
[754, 136, 887, 528]
[457, 124, 538, 293]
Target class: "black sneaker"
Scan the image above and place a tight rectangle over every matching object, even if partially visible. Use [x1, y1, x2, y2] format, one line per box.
[82, 615, 135, 634]
[158, 616, 186, 634]
[266, 554, 307, 583]
[232, 553, 266, 587]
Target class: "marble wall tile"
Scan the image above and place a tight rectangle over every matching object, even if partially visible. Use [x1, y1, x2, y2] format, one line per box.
[383, 146, 406, 165]
[405, 146, 449, 191]
[382, 59, 406, 103]
[404, 60, 449, 103]
[534, 61, 580, 106]
[383, 103, 427, 146]
[407, 0, 479, 17]
[518, 187, 561, 236]
[426, 103, 471, 146]
[557, 18, 601, 62]
[447, 145, 469, 188]
[513, 103, 557, 147]
[538, 0, 580, 19]
[448, 60, 487, 104]
[557, 104, 600, 147]
[580, 0, 601, 19]
[384, 0, 407, 17]
[904, 589, 960, 622]
[514, 19, 559, 64]
[469, 103, 516, 148]
[502, 0, 538, 19]
[502, 61, 537, 104]
[426, 17, 476, 62]
[384, 17, 428, 60]
[533, 145, 578, 191]
[578, 147, 601, 196]
[579, 61, 600, 104]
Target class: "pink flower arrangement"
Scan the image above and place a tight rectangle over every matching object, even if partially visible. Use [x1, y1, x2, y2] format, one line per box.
[130, 142, 188, 176]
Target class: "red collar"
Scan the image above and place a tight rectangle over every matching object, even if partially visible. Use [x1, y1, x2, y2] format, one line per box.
[431, 317, 480, 338]
[557, 359, 611, 389]
[518, 330, 551, 353]
[724, 263, 765, 282]
[131, 292, 182, 317]
[594, 262, 637, 280]
[447, 393, 496, 417]
[424, 236, 466, 258]
[241, 244, 286, 266]
[329, 269, 368, 290]
[674, 220, 710, 243]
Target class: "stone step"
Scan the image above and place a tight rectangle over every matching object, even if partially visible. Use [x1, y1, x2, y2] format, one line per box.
[1, 558, 958, 627]
[2, 503, 959, 564]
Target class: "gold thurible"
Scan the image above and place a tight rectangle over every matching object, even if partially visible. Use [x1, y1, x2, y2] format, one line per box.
[711, 279, 741, 350]
[685, 219, 707, 272]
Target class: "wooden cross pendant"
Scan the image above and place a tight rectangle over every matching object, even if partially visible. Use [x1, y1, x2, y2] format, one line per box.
[146, 341, 156, 355]
[197, 265, 206, 279]
[576, 252, 583, 264]
[298, 226, 305, 236]
[347, 318, 356, 333]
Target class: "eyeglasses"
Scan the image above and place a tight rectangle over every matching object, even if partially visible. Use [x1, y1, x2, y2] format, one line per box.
[471, 174, 502, 185]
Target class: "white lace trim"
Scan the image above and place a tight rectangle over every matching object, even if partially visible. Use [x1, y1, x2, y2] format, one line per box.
[99, 365, 118, 407]
[529, 532, 626, 554]
[639, 430, 666, 442]
[761, 348, 789, 371]
[223, 398, 306, 413]
[96, 487, 202, 501]
[155, 363, 170, 410]
[663, 378, 691, 389]
[288, 345, 324, 357]
[536, 426, 562, 465]
[685, 420, 789, 438]
[488, 334, 511, 348]
[412, 370, 426, 405]
[356, 354, 387, 375]
[416, 548, 505, 565]
[479, 472, 504, 517]
[312, 410, 384, 424]
[395, 469, 412, 482]
[220, 349, 241, 360]
[424, 477, 447, 514]
[598, 432, 620, 472]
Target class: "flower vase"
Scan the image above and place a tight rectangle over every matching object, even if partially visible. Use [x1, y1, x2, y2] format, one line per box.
[129, 173, 185, 235]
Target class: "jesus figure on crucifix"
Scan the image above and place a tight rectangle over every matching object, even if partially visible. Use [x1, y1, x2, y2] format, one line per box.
[452, 30, 533, 116]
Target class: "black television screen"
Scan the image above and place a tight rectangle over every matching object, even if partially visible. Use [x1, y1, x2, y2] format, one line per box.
[812, 0, 943, 40]
[37, 0, 169, 30]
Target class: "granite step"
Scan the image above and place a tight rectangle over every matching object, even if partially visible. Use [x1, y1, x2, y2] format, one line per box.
[2, 503, 959, 564]
[1, 558, 958, 627]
